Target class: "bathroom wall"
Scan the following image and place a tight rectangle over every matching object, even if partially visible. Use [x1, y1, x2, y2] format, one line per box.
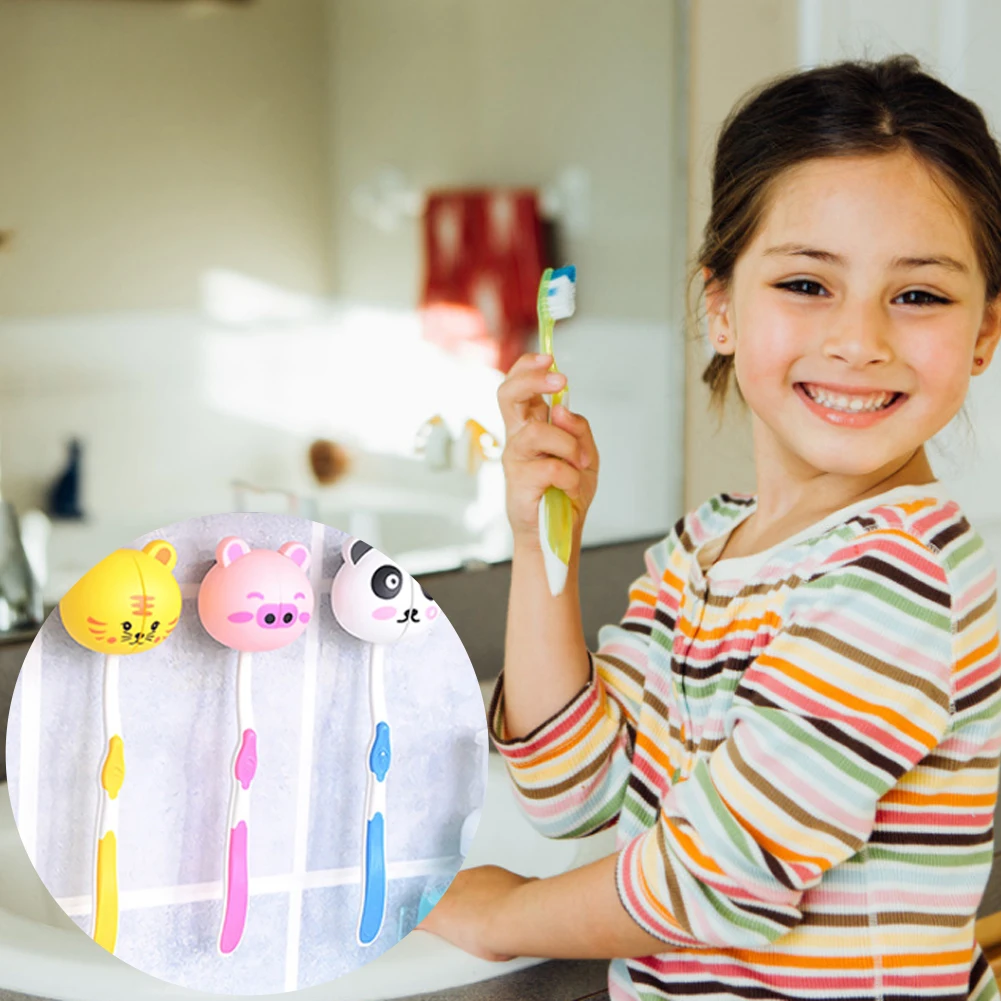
[0, 0, 506, 588]
[0, 0, 332, 316]
[0, 0, 690, 590]
[326, 0, 688, 550]
[0, 0, 340, 588]
[683, 0, 799, 510]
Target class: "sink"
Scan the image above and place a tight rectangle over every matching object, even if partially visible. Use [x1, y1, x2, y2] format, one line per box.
[0, 753, 616, 1000]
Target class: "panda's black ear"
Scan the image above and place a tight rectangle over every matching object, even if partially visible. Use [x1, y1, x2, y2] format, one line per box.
[349, 539, 373, 565]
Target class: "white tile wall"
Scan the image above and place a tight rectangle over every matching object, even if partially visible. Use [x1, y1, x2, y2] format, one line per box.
[0, 304, 685, 597]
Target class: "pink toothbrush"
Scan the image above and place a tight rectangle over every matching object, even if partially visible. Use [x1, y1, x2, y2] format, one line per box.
[197, 536, 314, 955]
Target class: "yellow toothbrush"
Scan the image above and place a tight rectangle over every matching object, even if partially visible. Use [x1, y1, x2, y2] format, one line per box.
[58, 541, 182, 954]
[537, 265, 577, 596]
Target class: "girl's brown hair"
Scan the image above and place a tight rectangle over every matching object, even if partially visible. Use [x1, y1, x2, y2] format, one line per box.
[693, 54, 1001, 426]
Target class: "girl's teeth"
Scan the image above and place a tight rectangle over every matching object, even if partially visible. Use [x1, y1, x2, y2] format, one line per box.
[802, 385, 894, 412]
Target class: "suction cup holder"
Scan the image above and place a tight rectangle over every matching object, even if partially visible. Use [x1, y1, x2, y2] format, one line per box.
[329, 537, 438, 645]
[58, 541, 183, 654]
[197, 537, 315, 653]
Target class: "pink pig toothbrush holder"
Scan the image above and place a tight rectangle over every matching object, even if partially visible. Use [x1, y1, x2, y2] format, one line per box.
[197, 536, 314, 956]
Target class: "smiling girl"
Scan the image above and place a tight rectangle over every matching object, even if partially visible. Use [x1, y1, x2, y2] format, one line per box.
[421, 55, 1001, 1001]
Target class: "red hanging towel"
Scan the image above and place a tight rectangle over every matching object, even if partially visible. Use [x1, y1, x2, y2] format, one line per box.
[419, 188, 548, 373]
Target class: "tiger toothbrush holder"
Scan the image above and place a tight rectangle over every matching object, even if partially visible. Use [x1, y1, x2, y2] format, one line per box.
[58, 540, 183, 956]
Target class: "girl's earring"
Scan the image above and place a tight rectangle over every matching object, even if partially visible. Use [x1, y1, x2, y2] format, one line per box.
[975, 357, 984, 366]
[716, 333, 726, 343]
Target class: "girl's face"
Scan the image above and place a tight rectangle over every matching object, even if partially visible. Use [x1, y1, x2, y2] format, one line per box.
[709, 150, 1001, 484]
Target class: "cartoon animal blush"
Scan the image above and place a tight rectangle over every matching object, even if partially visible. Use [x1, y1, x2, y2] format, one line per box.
[330, 537, 438, 645]
[197, 537, 314, 652]
[59, 540, 182, 653]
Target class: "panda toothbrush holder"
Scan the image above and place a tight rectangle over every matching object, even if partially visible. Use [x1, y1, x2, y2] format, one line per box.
[330, 538, 438, 946]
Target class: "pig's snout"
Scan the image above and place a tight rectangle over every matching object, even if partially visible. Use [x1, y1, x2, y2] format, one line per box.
[257, 603, 299, 629]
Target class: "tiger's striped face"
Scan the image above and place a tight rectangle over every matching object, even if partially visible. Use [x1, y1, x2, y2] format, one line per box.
[59, 541, 182, 654]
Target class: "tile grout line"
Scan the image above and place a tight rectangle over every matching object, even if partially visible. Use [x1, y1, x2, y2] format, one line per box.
[54, 855, 462, 917]
[16, 638, 42, 865]
[284, 519, 326, 992]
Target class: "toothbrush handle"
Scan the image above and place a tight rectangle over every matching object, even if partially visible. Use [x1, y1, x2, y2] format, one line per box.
[219, 729, 256, 954]
[93, 655, 122, 954]
[93, 825, 118, 953]
[93, 738, 123, 953]
[359, 721, 390, 945]
[220, 651, 256, 956]
[220, 817, 249, 955]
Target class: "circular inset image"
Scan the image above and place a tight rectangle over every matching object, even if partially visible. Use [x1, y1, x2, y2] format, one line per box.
[4, 514, 487, 995]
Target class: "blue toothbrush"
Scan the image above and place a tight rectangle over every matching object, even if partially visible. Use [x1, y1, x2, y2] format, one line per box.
[359, 642, 390, 945]
[330, 538, 440, 945]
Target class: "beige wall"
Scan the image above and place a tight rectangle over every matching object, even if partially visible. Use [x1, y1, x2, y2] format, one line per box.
[0, 0, 332, 317]
[684, 0, 801, 510]
[326, 0, 688, 545]
[327, 0, 680, 323]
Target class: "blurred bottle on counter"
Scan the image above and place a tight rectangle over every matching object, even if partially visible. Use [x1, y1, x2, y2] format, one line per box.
[414, 415, 452, 471]
[0, 503, 45, 630]
[47, 438, 84, 520]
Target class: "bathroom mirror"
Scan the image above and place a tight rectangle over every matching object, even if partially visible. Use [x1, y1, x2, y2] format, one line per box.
[0, 0, 688, 594]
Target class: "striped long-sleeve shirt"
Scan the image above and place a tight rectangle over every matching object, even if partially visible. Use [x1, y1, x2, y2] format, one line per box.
[489, 483, 1001, 1001]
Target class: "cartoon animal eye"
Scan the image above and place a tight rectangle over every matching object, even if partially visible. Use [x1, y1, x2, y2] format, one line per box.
[264, 612, 276, 625]
[149, 621, 160, 632]
[283, 611, 294, 624]
[372, 565, 403, 600]
[122, 621, 132, 632]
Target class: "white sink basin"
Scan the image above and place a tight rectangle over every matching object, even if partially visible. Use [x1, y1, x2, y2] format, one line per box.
[0, 753, 615, 1000]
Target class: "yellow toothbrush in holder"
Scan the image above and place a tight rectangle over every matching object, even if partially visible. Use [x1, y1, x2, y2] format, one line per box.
[58, 542, 182, 954]
[537, 265, 577, 597]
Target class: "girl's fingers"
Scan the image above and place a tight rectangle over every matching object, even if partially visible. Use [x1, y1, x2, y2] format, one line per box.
[551, 405, 599, 471]
[497, 358, 567, 431]
[527, 457, 581, 498]
[503, 420, 584, 467]
[507, 352, 553, 376]
[497, 369, 566, 415]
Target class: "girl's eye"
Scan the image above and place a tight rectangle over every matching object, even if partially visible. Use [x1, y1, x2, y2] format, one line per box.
[775, 281, 951, 306]
[894, 289, 951, 306]
[776, 279, 828, 297]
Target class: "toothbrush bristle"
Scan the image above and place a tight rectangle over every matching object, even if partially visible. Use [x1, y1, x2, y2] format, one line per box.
[546, 265, 577, 320]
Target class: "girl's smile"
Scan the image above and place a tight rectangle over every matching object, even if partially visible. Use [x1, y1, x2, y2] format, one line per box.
[794, 380, 908, 427]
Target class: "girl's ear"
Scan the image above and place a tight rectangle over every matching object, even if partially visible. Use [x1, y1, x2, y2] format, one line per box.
[702, 269, 733, 351]
[974, 293, 1001, 372]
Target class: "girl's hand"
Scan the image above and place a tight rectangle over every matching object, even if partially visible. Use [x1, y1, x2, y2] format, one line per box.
[416, 865, 533, 962]
[497, 353, 600, 548]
